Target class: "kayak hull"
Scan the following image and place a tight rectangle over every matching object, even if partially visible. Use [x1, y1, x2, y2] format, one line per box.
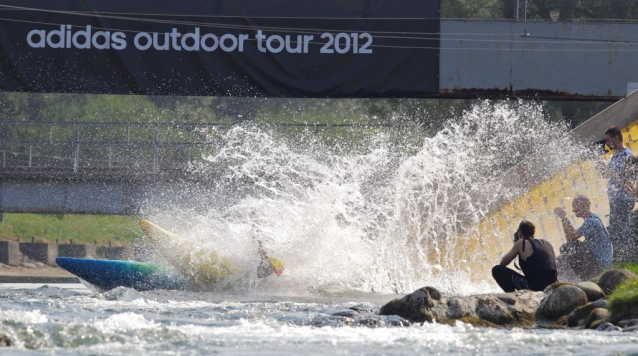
[56, 257, 187, 291]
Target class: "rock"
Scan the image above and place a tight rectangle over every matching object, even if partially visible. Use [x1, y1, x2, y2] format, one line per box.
[331, 309, 359, 317]
[424, 286, 441, 301]
[0, 333, 10, 347]
[575, 281, 605, 301]
[598, 269, 638, 294]
[567, 299, 608, 327]
[543, 282, 572, 295]
[618, 319, 638, 328]
[379, 287, 439, 323]
[584, 308, 610, 329]
[537, 285, 588, 321]
[446, 297, 473, 320]
[496, 294, 517, 305]
[604, 325, 623, 332]
[589, 319, 605, 330]
[595, 322, 615, 331]
[623, 326, 638, 332]
[379, 287, 543, 327]
[348, 306, 372, 313]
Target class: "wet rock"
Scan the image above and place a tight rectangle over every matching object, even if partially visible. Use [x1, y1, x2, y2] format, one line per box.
[496, 294, 517, 305]
[543, 282, 572, 295]
[568, 301, 606, 327]
[618, 319, 638, 328]
[598, 269, 637, 294]
[0, 333, 11, 347]
[445, 297, 474, 320]
[604, 325, 623, 332]
[378, 287, 440, 323]
[424, 286, 441, 301]
[348, 306, 372, 313]
[589, 319, 605, 330]
[623, 326, 638, 332]
[331, 309, 359, 317]
[537, 285, 588, 321]
[584, 308, 610, 329]
[575, 281, 605, 301]
[354, 318, 382, 327]
[595, 322, 615, 331]
[379, 287, 542, 327]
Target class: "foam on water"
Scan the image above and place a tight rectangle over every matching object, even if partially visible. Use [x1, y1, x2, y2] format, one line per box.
[1, 286, 638, 354]
[141, 101, 586, 295]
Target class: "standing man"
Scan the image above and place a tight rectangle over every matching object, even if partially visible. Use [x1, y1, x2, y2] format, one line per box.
[602, 126, 635, 263]
[554, 195, 613, 280]
[492, 220, 558, 292]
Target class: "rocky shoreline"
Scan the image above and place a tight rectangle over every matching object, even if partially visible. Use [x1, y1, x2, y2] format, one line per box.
[379, 269, 638, 332]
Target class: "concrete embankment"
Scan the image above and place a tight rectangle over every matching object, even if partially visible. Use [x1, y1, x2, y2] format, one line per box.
[0, 239, 133, 282]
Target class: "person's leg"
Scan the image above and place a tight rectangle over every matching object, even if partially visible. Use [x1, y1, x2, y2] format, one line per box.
[610, 199, 635, 263]
[560, 241, 598, 281]
[527, 271, 558, 292]
[610, 200, 624, 263]
[618, 199, 636, 262]
[492, 265, 528, 292]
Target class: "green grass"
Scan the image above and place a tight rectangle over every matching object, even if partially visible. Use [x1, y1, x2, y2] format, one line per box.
[612, 262, 638, 276]
[0, 213, 141, 245]
[607, 263, 638, 321]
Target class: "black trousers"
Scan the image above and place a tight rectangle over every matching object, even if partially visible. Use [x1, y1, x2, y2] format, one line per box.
[492, 265, 557, 292]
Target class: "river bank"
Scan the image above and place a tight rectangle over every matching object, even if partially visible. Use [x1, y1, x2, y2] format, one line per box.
[0, 263, 74, 278]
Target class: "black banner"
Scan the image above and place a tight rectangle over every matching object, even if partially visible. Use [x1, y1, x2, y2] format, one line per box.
[0, 1, 440, 98]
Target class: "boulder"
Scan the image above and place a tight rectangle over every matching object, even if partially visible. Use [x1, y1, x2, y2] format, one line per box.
[584, 308, 610, 329]
[0, 333, 10, 347]
[378, 287, 440, 323]
[598, 269, 638, 294]
[575, 281, 605, 301]
[379, 286, 543, 327]
[567, 300, 608, 327]
[618, 319, 638, 328]
[623, 326, 638, 332]
[537, 285, 588, 321]
[595, 322, 615, 331]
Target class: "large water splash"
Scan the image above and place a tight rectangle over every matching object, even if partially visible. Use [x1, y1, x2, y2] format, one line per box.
[143, 101, 587, 295]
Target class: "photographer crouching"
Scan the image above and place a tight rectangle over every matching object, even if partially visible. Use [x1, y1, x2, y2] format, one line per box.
[492, 220, 558, 292]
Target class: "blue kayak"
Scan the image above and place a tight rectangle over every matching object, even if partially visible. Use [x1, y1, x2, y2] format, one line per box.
[56, 257, 187, 291]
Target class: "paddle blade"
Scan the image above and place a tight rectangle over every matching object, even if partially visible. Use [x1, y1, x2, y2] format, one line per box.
[268, 257, 285, 276]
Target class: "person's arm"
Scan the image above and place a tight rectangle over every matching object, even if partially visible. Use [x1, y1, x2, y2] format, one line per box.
[554, 207, 582, 242]
[500, 239, 522, 266]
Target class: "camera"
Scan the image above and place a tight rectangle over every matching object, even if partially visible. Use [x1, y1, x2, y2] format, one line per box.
[592, 138, 609, 154]
[512, 231, 519, 242]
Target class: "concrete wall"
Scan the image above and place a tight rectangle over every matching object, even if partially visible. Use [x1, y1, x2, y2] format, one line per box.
[440, 20, 638, 99]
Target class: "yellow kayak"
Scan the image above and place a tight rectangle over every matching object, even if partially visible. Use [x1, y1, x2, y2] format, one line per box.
[139, 220, 284, 287]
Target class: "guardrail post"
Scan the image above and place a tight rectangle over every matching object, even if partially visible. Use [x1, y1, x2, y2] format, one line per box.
[2, 150, 5, 168]
[75, 124, 80, 142]
[48, 124, 53, 144]
[74, 144, 80, 173]
[28, 145, 32, 167]
[153, 126, 159, 172]
[108, 146, 113, 168]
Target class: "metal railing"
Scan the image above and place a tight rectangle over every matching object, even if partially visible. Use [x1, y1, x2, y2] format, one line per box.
[0, 121, 398, 173]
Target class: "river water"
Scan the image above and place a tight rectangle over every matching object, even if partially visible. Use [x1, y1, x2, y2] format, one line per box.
[3, 102, 638, 354]
[1, 284, 638, 355]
